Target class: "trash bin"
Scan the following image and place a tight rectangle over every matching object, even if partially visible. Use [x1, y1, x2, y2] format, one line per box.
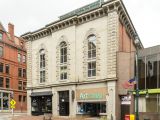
[125, 115, 130, 120]
[130, 114, 135, 120]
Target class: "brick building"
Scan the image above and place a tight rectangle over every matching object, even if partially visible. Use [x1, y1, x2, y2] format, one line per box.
[0, 22, 27, 112]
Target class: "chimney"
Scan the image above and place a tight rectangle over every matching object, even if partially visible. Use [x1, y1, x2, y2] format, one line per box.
[8, 23, 14, 42]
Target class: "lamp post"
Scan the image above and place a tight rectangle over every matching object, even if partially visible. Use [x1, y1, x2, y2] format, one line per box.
[135, 37, 139, 120]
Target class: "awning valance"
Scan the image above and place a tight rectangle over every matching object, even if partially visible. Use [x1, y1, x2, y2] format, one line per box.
[30, 91, 53, 97]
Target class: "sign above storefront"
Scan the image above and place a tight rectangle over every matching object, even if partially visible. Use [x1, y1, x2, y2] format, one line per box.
[76, 87, 107, 101]
[80, 93, 103, 100]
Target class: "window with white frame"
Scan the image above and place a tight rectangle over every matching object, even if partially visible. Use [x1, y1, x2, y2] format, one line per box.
[60, 42, 67, 80]
[39, 49, 45, 83]
[87, 35, 96, 77]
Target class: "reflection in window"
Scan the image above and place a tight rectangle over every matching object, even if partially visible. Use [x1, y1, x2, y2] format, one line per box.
[60, 42, 67, 80]
[40, 49, 45, 83]
[3, 93, 9, 110]
[5, 64, 9, 74]
[87, 35, 96, 77]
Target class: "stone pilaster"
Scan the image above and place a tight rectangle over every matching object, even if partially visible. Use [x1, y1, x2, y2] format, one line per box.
[107, 11, 119, 78]
[26, 40, 32, 87]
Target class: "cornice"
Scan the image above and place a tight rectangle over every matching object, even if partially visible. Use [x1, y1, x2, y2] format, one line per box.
[21, 0, 143, 48]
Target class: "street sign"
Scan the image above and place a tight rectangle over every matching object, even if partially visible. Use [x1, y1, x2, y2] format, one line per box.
[10, 105, 15, 109]
[10, 99, 16, 106]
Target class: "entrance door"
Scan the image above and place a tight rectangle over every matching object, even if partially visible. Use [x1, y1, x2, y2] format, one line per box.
[59, 91, 69, 116]
[121, 105, 130, 120]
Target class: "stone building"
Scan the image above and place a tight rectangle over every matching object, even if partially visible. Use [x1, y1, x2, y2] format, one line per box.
[22, 0, 143, 119]
[0, 22, 27, 112]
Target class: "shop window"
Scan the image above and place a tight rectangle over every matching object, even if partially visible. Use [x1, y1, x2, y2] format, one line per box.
[6, 78, 10, 88]
[40, 49, 45, 83]
[18, 68, 22, 77]
[87, 35, 96, 77]
[146, 94, 160, 112]
[3, 93, 9, 110]
[0, 63, 3, 72]
[5, 64, 9, 74]
[0, 46, 3, 57]
[19, 95, 22, 102]
[23, 69, 26, 78]
[0, 33, 2, 40]
[0, 77, 3, 87]
[77, 102, 106, 115]
[60, 41, 67, 80]
[18, 53, 21, 62]
[18, 81, 22, 90]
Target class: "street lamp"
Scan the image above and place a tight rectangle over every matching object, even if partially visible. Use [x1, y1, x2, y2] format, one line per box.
[134, 36, 140, 120]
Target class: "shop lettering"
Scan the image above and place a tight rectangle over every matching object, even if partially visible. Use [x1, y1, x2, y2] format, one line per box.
[80, 93, 103, 100]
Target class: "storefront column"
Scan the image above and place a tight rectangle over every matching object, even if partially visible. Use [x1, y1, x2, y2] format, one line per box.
[69, 90, 76, 117]
[107, 81, 116, 120]
[52, 90, 58, 117]
[27, 89, 32, 115]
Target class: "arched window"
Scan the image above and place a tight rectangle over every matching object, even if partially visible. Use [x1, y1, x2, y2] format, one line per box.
[87, 35, 96, 77]
[60, 42, 67, 80]
[39, 49, 45, 83]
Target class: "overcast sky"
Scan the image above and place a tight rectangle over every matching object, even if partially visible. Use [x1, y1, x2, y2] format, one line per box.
[0, 0, 160, 48]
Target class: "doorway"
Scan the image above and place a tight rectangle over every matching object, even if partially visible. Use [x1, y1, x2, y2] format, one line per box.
[59, 91, 69, 116]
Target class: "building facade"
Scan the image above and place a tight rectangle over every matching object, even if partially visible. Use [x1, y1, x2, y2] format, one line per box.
[138, 45, 160, 120]
[0, 22, 27, 112]
[22, 0, 143, 119]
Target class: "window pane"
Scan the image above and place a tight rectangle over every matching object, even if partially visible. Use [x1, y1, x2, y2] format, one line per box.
[88, 70, 91, 77]
[92, 62, 96, 69]
[146, 55, 157, 89]
[18, 81, 22, 90]
[64, 55, 67, 62]
[92, 50, 96, 58]
[0, 33, 2, 40]
[0, 46, 3, 57]
[5, 64, 9, 74]
[0, 63, 3, 72]
[6, 78, 10, 88]
[18, 53, 21, 62]
[88, 51, 91, 58]
[0, 77, 3, 87]
[92, 69, 96, 76]
[88, 62, 92, 69]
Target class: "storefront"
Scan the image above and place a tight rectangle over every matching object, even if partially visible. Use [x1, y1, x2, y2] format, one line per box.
[0, 90, 12, 112]
[76, 87, 107, 117]
[30, 91, 52, 115]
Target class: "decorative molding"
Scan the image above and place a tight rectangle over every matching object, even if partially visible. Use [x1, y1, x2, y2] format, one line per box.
[83, 28, 101, 80]
[36, 44, 49, 84]
[56, 35, 71, 81]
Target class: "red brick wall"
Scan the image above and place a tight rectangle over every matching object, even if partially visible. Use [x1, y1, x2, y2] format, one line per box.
[0, 29, 27, 112]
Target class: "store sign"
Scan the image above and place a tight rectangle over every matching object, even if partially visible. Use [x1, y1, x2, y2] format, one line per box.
[121, 96, 131, 105]
[80, 93, 103, 100]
